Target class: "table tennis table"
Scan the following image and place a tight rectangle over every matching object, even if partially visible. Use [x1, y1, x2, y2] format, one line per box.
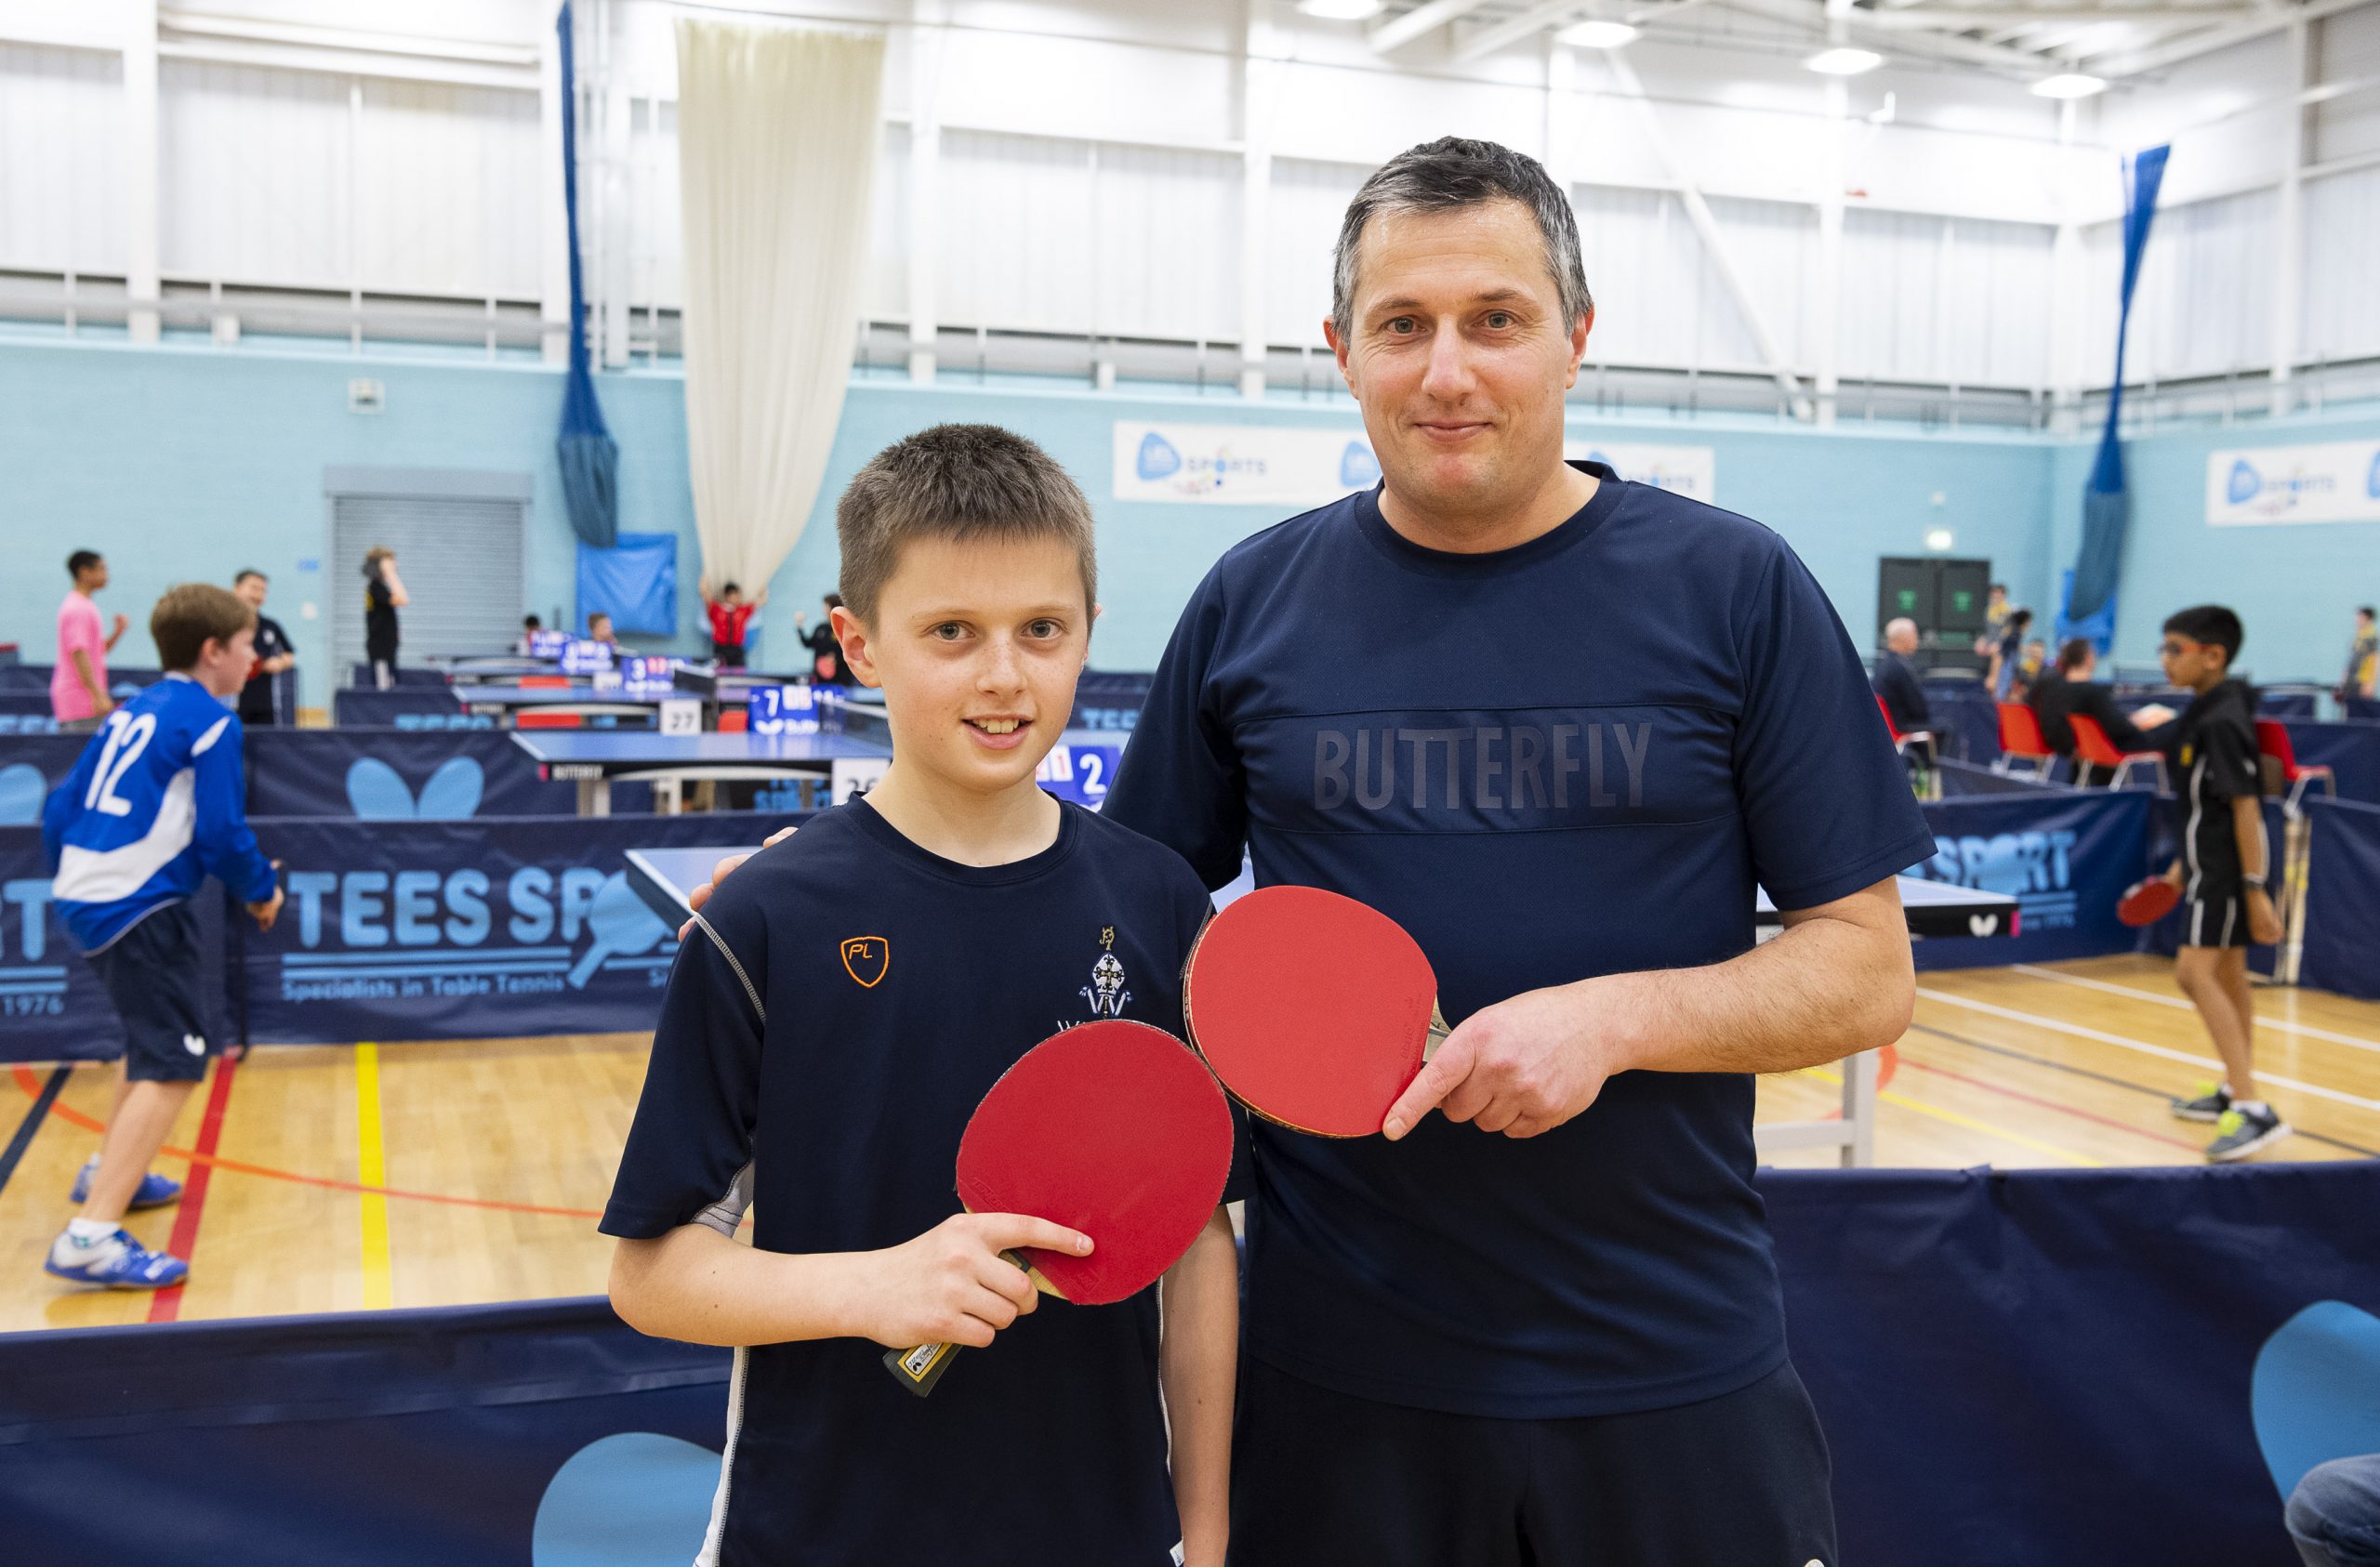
[464, 683, 709, 731]
[430, 656, 564, 686]
[513, 730, 894, 814]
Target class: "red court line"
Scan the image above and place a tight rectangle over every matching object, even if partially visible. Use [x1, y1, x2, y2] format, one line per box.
[1893, 1055, 2205, 1153]
[148, 1056, 240, 1323]
[12, 1066, 602, 1222]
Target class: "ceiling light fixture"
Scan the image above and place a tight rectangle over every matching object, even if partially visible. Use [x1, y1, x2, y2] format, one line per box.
[2031, 72, 2107, 99]
[1805, 46, 1884, 75]
[1555, 19, 1640, 47]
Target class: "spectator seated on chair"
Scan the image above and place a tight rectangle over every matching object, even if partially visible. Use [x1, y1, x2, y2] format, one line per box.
[2031, 639, 2174, 785]
[1872, 617, 1933, 737]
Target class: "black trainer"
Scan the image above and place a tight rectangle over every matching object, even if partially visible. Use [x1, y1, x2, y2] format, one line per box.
[2171, 1081, 2231, 1123]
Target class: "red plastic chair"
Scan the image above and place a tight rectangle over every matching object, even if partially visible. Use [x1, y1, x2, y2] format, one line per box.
[1877, 694, 1938, 797]
[2256, 718, 2334, 814]
[2068, 713, 2167, 792]
[1994, 702, 2056, 782]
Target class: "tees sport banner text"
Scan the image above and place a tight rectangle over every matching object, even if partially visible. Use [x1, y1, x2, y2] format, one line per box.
[2206, 439, 2380, 526]
[1114, 422, 1715, 507]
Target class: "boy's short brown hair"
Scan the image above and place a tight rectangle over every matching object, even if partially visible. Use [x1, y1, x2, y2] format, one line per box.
[151, 584, 256, 671]
[835, 425, 1095, 623]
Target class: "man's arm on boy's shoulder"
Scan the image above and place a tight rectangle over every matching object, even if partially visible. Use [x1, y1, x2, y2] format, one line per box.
[1159, 1208, 1238, 1567]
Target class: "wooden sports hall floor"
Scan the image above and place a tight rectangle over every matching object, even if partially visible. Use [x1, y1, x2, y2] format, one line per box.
[3, 955, 2373, 1334]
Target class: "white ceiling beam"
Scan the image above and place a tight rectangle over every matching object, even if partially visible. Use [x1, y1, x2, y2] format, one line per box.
[1708, 0, 2062, 71]
[2089, 0, 2373, 77]
[1368, 0, 1495, 52]
[159, 8, 538, 68]
[1860, 7, 2250, 26]
[1452, 0, 1591, 60]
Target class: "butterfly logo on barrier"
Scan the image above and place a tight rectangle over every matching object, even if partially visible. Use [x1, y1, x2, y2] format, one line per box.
[841, 937, 890, 989]
[344, 757, 484, 820]
[0, 762, 46, 825]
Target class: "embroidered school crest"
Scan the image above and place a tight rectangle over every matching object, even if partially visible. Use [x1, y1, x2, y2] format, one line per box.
[1081, 927, 1131, 1018]
[840, 936, 890, 988]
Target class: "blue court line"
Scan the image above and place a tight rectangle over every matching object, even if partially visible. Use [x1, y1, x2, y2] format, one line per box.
[0, 1065, 70, 1204]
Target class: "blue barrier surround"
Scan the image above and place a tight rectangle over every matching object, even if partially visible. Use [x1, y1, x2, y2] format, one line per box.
[2, 1162, 2373, 1567]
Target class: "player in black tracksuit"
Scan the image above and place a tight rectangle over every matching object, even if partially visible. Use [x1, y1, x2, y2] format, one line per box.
[2153, 606, 2289, 1162]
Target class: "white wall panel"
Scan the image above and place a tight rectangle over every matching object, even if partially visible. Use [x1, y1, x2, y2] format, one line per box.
[2302, 165, 2380, 366]
[1839, 209, 1949, 385]
[0, 43, 126, 277]
[866, 120, 908, 323]
[1264, 157, 1367, 350]
[159, 59, 350, 289]
[2126, 186, 2277, 382]
[1938, 217, 2055, 389]
[1576, 187, 1727, 372]
[935, 129, 1096, 336]
[1705, 194, 1818, 374]
[1088, 143, 1237, 345]
[2312, 2, 2380, 165]
[358, 78, 539, 299]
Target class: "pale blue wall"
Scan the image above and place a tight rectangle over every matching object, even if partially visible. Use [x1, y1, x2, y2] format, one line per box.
[2044, 409, 2380, 684]
[2, 336, 2053, 700]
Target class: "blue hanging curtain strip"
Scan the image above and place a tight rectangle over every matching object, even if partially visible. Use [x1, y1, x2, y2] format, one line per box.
[556, 0, 620, 550]
[2068, 143, 2169, 623]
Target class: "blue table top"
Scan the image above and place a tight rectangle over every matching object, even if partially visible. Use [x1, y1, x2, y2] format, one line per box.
[463, 684, 689, 706]
[510, 731, 893, 765]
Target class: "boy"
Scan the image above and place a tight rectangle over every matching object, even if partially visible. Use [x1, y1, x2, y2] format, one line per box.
[702, 580, 765, 667]
[2157, 605, 2289, 1161]
[43, 584, 284, 1287]
[53, 549, 131, 732]
[2343, 605, 2376, 704]
[602, 425, 1239, 1566]
[363, 546, 408, 690]
[585, 611, 619, 651]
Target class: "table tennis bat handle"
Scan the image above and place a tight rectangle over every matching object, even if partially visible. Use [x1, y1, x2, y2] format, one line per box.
[883, 1248, 1038, 1398]
[1425, 1002, 1450, 1060]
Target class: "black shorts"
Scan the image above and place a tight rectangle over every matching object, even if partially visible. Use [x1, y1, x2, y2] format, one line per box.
[711, 639, 747, 667]
[2181, 889, 2253, 950]
[86, 903, 214, 1083]
[1229, 1356, 1836, 1567]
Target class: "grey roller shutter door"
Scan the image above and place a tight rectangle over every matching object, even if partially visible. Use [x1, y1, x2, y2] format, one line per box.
[328, 492, 525, 679]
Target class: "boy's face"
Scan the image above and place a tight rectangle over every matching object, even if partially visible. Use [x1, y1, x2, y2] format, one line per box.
[724, 589, 743, 606]
[79, 560, 109, 592]
[2160, 632, 2228, 690]
[837, 533, 1091, 800]
[194, 625, 258, 700]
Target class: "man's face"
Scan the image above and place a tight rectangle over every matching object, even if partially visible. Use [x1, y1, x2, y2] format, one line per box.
[235, 575, 267, 610]
[1326, 200, 1587, 521]
[80, 560, 109, 592]
[1886, 625, 1917, 654]
[837, 534, 1091, 801]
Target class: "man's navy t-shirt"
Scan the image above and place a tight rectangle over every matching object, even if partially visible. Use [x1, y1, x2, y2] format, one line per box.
[602, 798, 1223, 1566]
[1103, 462, 1936, 1420]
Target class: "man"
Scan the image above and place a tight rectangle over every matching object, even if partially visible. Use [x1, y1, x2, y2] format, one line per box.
[1989, 606, 2033, 700]
[1108, 138, 1924, 1565]
[1873, 616, 1932, 735]
[2344, 606, 2376, 704]
[688, 136, 1930, 1565]
[1973, 582, 2009, 656]
[362, 547, 407, 690]
[2030, 639, 2170, 782]
[231, 570, 296, 726]
[52, 550, 130, 733]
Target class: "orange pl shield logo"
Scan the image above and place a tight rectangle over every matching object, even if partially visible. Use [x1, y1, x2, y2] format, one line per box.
[840, 937, 890, 988]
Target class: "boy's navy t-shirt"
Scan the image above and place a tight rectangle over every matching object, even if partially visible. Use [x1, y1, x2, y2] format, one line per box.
[1103, 462, 1937, 1420]
[602, 798, 1223, 1567]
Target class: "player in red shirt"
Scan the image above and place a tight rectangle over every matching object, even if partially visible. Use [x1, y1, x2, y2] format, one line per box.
[702, 581, 764, 667]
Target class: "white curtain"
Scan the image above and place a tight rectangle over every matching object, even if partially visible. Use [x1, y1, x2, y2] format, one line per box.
[675, 19, 885, 594]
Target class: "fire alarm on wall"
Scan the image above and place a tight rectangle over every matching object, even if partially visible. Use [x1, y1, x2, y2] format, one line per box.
[348, 377, 386, 414]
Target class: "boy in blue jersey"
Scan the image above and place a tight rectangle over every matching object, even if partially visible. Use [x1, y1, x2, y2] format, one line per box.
[43, 584, 284, 1289]
[602, 425, 1240, 1567]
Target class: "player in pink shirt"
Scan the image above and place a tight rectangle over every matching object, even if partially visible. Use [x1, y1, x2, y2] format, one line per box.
[52, 550, 130, 732]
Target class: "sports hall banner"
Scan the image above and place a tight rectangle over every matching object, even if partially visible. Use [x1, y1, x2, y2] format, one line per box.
[334, 688, 469, 727]
[1908, 787, 2153, 968]
[1112, 422, 1383, 507]
[245, 729, 586, 819]
[2285, 720, 2380, 806]
[240, 811, 806, 1046]
[0, 733, 91, 824]
[2207, 439, 2380, 526]
[2297, 797, 2380, 1000]
[1560, 440, 1716, 502]
[0, 827, 231, 1065]
[1068, 669, 1152, 733]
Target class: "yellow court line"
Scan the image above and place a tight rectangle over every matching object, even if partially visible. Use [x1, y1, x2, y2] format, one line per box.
[354, 1043, 393, 1310]
[1800, 1065, 2105, 1168]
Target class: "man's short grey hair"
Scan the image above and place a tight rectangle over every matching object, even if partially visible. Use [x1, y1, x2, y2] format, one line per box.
[1331, 137, 1593, 345]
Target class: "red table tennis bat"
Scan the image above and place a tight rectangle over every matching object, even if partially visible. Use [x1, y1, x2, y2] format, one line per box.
[885, 1019, 1234, 1397]
[1182, 885, 1449, 1139]
[2118, 876, 2181, 927]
